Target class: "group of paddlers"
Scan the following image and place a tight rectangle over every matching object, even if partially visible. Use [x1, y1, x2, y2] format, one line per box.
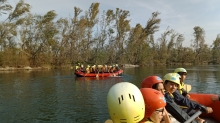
[105, 68, 213, 123]
[75, 63, 120, 74]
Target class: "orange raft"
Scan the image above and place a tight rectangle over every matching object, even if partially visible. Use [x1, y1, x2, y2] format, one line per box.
[74, 69, 123, 77]
[189, 93, 220, 122]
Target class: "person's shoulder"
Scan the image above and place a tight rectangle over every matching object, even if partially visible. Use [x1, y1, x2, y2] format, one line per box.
[164, 92, 172, 97]
[164, 92, 169, 97]
[140, 121, 153, 123]
[104, 119, 113, 123]
[164, 92, 173, 102]
[173, 90, 182, 96]
[145, 121, 153, 123]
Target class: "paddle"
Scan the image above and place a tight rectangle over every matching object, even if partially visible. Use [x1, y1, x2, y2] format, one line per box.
[184, 84, 192, 92]
[112, 72, 116, 77]
[96, 71, 99, 78]
[184, 111, 202, 123]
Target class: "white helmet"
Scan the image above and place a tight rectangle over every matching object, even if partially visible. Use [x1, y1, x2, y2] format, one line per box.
[163, 73, 181, 86]
[174, 68, 187, 73]
[107, 82, 145, 123]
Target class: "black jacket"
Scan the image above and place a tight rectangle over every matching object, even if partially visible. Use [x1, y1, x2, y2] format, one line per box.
[164, 92, 198, 123]
[179, 88, 188, 97]
[172, 90, 207, 112]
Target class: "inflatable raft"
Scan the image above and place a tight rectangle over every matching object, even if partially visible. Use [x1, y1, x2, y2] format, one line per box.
[74, 69, 123, 77]
[189, 93, 220, 123]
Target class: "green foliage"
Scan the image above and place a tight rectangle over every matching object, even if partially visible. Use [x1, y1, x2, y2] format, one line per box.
[212, 34, 220, 64]
[7, 0, 30, 22]
[0, 0, 12, 16]
[144, 12, 161, 36]
[191, 26, 206, 64]
[0, 2, 218, 68]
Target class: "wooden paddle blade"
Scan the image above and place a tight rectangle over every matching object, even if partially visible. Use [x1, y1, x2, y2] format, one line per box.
[184, 84, 192, 92]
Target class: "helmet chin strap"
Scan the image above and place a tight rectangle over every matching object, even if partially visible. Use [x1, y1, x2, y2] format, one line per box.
[147, 118, 153, 121]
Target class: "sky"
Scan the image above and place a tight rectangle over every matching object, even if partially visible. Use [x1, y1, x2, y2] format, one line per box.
[2, 0, 220, 47]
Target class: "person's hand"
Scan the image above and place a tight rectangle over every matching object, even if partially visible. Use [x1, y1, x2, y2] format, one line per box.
[186, 94, 190, 99]
[196, 117, 205, 123]
[206, 107, 213, 113]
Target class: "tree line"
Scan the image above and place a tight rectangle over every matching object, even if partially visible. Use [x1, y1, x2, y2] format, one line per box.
[0, 0, 220, 68]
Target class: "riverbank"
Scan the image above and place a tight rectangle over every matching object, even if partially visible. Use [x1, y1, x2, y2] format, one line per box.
[123, 64, 139, 68]
[0, 66, 51, 71]
[0, 64, 139, 71]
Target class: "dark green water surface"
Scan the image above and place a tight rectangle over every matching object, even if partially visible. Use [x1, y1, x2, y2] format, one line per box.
[0, 65, 220, 122]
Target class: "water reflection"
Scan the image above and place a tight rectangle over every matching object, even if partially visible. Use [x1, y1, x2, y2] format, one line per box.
[73, 76, 124, 122]
[182, 65, 220, 94]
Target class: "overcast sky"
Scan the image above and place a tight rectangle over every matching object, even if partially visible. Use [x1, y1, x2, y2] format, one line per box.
[2, 0, 220, 46]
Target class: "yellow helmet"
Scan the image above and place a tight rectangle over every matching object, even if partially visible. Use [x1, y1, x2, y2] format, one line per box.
[174, 68, 187, 73]
[107, 82, 145, 123]
[163, 73, 181, 85]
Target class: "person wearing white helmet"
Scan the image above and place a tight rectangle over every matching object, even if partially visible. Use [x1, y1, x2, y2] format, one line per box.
[163, 73, 213, 123]
[174, 68, 190, 98]
[105, 82, 145, 123]
[86, 65, 90, 73]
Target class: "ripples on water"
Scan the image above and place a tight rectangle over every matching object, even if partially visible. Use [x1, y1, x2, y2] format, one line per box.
[0, 65, 220, 122]
[0, 70, 125, 122]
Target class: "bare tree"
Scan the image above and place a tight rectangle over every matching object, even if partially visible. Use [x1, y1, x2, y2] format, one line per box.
[0, 0, 12, 16]
[191, 26, 206, 63]
[212, 34, 220, 64]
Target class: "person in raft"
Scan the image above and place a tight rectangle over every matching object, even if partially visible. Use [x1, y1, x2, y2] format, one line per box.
[174, 68, 190, 98]
[139, 88, 171, 123]
[105, 82, 171, 123]
[141, 75, 165, 95]
[163, 73, 213, 123]
[105, 82, 145, 123]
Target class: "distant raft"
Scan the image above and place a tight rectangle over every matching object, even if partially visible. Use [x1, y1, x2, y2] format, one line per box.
[74, 69, 123, 77]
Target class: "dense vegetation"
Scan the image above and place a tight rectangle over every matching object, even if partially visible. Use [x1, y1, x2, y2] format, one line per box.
[0, 0, 220, 68]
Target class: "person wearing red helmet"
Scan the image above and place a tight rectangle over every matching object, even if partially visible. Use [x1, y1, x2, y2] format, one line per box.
[141, 76, 178, 123]
[140, 88, 171, 123]
[141, 76, 165, 95]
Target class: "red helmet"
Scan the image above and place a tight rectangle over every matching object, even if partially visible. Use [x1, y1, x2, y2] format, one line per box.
[140, 88, 166, 118]
[141, 76, 163, 88]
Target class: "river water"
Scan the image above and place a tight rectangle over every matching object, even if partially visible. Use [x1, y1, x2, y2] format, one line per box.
[0, 65, 220, 122]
